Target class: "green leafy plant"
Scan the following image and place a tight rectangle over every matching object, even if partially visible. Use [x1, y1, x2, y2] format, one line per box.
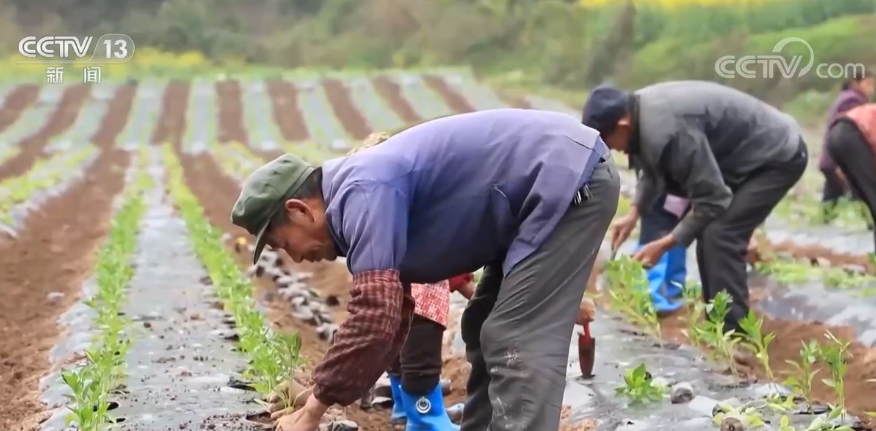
[784, 340, 822, 412]
[738, 311, 777, 382]
[614, 363, 666, 405]
[819, 331, 851, 421]
[694, 291, 739, 375]
[604, 256, 662, 342]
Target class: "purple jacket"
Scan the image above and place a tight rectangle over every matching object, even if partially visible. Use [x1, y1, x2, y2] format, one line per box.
[820, 89, 868, 171]
[321, 109, 607, 281]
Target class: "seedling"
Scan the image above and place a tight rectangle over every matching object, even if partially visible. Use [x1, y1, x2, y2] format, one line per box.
[784, 340, 822, 412]
[756, 260, 818, 285]
[694, 291, 739, 375]
[681, 282, 705, 346]
[614, 363, 666, 405]
[819, 331, 851, 421]
[604, 256, 662, 342]
[738, 311, 777, 382]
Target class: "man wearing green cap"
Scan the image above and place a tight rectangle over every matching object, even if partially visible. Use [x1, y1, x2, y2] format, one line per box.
[231, 108, 619, 431]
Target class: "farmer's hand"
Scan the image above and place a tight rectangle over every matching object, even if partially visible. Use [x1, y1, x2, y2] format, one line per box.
[610, 212, 639, 251]
[576, 298, 596, 325]
[632, 236, 673, 268]
[274, 395, 327, 431]
[267, 380, 312, 416]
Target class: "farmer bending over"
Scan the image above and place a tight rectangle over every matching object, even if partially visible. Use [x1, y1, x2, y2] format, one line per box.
[230, 109, 619, 431]
[819, 69, 873, 223]
[583, 81, 807, 333]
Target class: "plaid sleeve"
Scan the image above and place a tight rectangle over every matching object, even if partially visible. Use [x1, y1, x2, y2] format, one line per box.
[311, 269, 413, 407]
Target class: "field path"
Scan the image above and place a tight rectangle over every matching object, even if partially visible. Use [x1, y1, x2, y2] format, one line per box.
[0, 85, 40, 133]
[0, 148, 129, 430]
[266, 79, 310, 142]
[323, 78, 372, 140]
[372, 75, 422, 123]
[151, 82, 190, 146]
[423, 75, 475, 113]
[0, 85, 90, 180]
[91, 83, 137, 149]
[216, 80, 250, 145]
[103, 150, 253, 429]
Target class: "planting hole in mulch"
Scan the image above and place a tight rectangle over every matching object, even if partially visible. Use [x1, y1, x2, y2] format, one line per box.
[92, 401, 119, 412]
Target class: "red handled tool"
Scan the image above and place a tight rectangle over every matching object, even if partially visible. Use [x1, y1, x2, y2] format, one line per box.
[578, 322, 596, 378]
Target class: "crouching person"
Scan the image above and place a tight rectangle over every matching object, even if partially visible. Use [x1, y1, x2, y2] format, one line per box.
[230, 109, 618, 431]
[826, 103, 876, 252]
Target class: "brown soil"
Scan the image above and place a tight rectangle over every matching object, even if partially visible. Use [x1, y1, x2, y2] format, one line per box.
[371, 76, 422, 123]
[215, 80, 250, 145]
[90, 83, 137, 149]
[322, 78, 372, 140]
[761, 240, 873, 272]
[150, 81, 189, 145]
[266, 79, 310, 141]
[0, 149, 130, 431]
[0, 85, 91, 181]
[0, 85, 40, 133]
[422, 75, 476, 113]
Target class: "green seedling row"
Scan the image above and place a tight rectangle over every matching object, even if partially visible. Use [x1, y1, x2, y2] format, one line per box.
[0, 145, 97, 225]
[60, 148, 153, 431]
[606, 254, 869, 429]
[162, 144, 303, 409]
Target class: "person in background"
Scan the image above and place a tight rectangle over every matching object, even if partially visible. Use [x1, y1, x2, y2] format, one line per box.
[234, 109, 618, 431]
[820, 69, 873, 222]
[583, 81, 807, 333]
[826, 103, 876, 252]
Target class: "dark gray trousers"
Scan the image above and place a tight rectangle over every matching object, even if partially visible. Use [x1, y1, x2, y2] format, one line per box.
[459, 159, 619, 431]
[697, 141, 807, 332]
[827, 119, 876, 251]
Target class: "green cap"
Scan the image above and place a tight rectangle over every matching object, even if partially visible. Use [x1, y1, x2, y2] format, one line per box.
[231, 154, 315, 264]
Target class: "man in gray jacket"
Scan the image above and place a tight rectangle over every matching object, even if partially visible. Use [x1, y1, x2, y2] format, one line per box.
[582, 81, 808, 332]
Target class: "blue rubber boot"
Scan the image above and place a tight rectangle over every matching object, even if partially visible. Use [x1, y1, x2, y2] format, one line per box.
[389, 375, 407, 426]
[664, 246, 688, 300]
[644, 250, 677, 313]
[400, 382, 459, 431]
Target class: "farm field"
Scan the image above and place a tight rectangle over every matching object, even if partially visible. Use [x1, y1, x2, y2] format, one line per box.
[0, 68, 875, 431]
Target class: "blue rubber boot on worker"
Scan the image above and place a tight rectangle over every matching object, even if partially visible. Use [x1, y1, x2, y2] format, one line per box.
[663, 245, 688, 300]
[400, 382, 459, 431]
[389, 375, 407, 426]
[644, 252, 676, 313]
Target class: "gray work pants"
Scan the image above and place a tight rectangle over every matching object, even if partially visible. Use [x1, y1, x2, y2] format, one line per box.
[827, 119, 876, 252]
[697, 140, 807, 332]
[459, 159, 619, 431]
